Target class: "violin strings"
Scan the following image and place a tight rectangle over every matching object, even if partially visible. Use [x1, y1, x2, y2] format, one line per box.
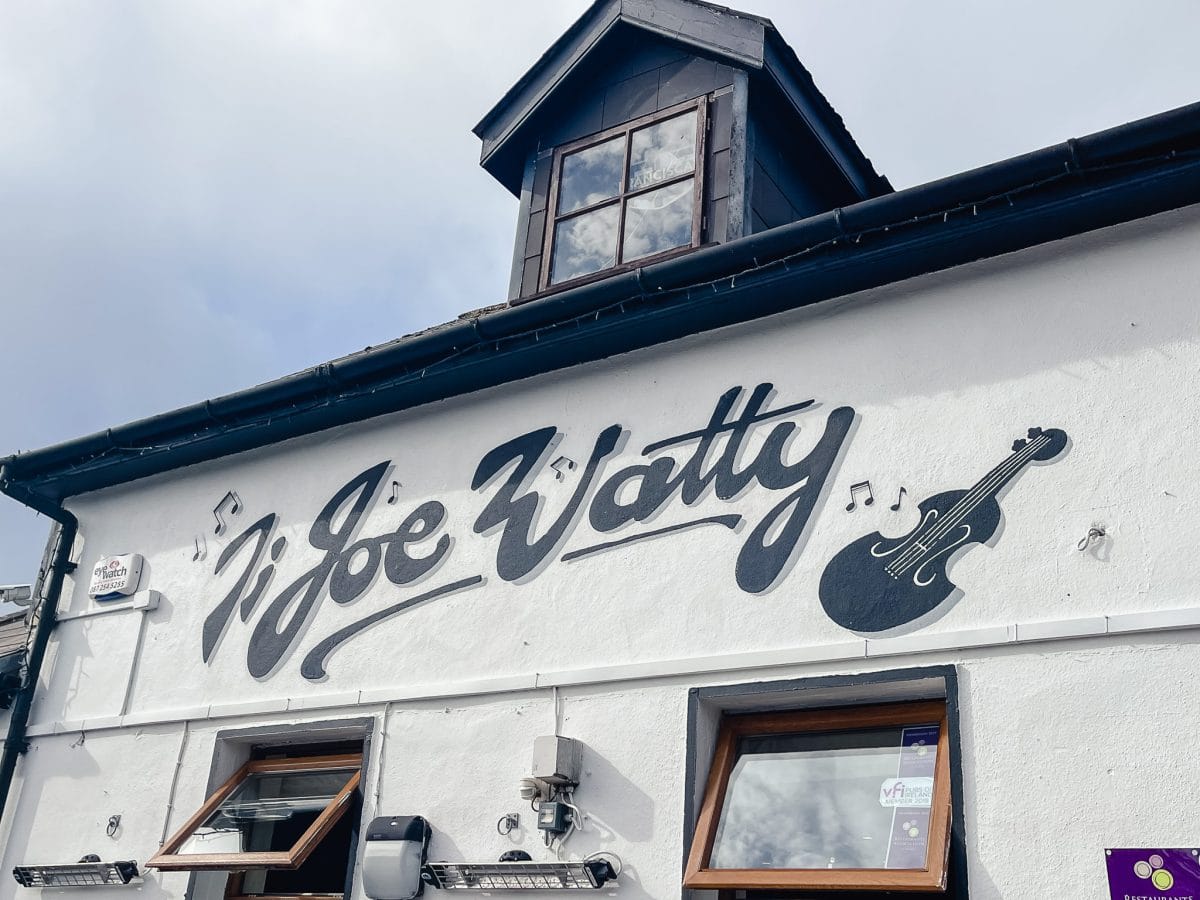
[884, 435, 1050, 578]
[885, 438, 1044, 577]
[886, 435, 1049, 577]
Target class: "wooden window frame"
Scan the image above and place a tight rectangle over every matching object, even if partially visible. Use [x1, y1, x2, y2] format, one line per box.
[684, 701, 952, 893]
[541, 96, 708, 291]
[146, 753, 362, 874]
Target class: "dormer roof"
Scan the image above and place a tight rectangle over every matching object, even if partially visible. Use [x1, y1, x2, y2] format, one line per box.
[474, 0, 890, 199]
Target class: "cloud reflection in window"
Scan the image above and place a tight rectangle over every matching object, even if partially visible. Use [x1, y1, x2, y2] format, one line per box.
[710, 732, 917, 871]
[558, 136, 625, 215]
[549, 105, 702, 286]
[622, 179, 693, 262]
[629, 110, 697, 191]
[550, 204, 619, 283]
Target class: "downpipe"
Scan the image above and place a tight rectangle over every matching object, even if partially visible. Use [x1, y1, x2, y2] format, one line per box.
[0, 465, 78, 827]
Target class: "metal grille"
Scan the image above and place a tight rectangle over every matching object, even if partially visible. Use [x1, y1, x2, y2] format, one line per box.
[13, 861, 140, 887]
[422, 861, 604, 890]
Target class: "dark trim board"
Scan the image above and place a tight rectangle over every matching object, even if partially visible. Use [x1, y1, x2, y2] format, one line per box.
[2, 101, 1200, 506]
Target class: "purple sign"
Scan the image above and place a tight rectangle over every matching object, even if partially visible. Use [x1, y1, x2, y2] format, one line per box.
[1106, 849, 1200, 899]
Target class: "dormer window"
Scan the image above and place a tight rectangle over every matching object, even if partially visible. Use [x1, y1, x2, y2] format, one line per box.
[544, 99, 706, 288]
[476, 0, 890, 304]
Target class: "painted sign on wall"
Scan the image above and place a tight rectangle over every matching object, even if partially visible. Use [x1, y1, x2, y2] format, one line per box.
[198, 383, 1067, 681]
[819, 427, 1068, 632]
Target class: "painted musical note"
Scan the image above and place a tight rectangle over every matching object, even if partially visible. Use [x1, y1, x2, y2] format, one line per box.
[845, 480, 874, 512]
[213, 491, 242, 535]
[192, 534, 207, 562]
[551, 456, 577, 481]
[387, 480, 401, 504]
[890, 487, 907, 512]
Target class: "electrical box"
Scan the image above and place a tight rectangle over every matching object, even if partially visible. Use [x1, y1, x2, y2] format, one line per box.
[532, 735, 582, 786]
[536, 801, 571, 836]
[362, 815, 431, 900]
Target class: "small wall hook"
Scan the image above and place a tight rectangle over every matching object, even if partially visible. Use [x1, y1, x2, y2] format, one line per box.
[1077, 526, 1106, 551]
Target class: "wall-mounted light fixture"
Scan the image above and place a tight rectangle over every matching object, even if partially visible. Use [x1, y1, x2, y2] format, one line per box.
[421, 858, 617, 891]
[13, 856, 141, 887]
[0, 584, 32, 606]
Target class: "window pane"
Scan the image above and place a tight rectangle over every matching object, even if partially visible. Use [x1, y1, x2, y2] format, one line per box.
[176, 767, 357, 855]
[622, 179, 694, 262]
[241, 808, 357, 896]
[550, 204, 620, 283]
[628, 110, 697, 192]
[558, 136, 625, 214]
[709, 725, 939, 871]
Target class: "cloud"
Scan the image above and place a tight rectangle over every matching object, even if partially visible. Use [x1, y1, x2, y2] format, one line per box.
[0, 1, 581, 578]
[0, 0, 1198, 581]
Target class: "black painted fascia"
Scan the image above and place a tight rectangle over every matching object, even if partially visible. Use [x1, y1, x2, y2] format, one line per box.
[4, 100, 1200, 505]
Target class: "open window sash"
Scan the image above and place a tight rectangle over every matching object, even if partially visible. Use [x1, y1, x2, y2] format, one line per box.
[147, 753, 362, 872]
[684, 701, 952, 892]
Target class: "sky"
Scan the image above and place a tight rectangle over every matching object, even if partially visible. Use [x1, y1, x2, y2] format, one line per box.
[1, 0, 1198, 586]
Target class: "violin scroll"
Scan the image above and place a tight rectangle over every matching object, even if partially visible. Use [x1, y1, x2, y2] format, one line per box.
[1013, 427, 1065, 460]
[1026, 427, 1067, 461]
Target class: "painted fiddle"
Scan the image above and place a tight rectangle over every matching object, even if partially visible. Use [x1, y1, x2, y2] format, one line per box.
[819, 427, 1068, 633]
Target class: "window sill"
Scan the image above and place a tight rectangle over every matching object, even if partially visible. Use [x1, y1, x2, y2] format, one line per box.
[512, 242, 716, 307]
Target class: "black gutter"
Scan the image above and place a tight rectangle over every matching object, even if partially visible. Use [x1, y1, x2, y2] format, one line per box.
[0, 467, 77, 826]
[3, 101, 1200, 506]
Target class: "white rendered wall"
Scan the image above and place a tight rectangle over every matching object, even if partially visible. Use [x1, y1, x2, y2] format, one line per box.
[4, 638, 1200, 899]
[5, 205, 1200, 898]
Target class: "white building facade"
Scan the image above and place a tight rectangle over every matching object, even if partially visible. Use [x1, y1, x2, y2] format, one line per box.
[3, 3, 1200, 899]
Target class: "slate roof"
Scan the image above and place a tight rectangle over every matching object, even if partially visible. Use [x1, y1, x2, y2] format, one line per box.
[0, 612, 26, 659]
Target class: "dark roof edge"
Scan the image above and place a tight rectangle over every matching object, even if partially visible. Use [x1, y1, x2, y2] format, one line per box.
[4, 100, 1200, 503]
[474, 0, 888, 199]
[760, 31, 890, 196]
[473, 0, 769, 140]
[473, 0, 621, 141]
